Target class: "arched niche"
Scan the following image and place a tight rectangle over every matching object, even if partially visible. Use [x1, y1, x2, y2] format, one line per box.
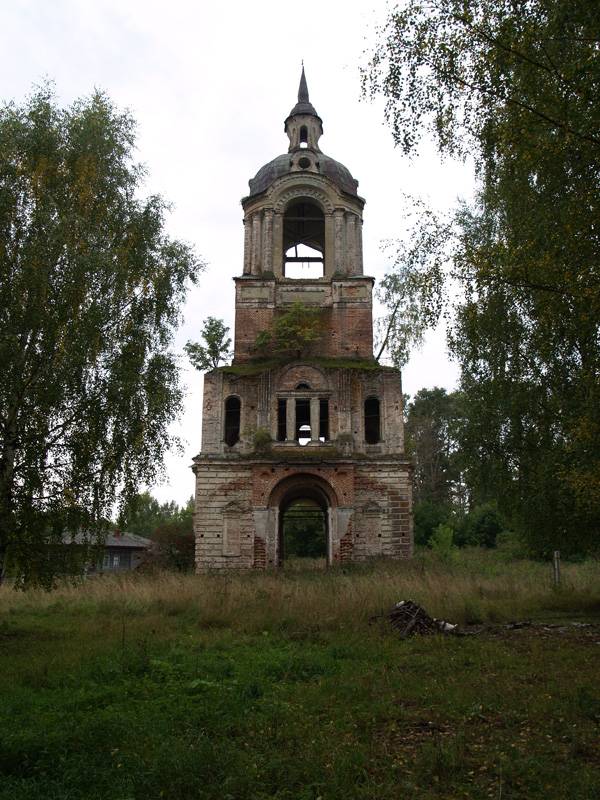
[278, 364, 328, 392]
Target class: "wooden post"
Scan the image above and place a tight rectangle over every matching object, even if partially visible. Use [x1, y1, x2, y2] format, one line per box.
[553, 550, 561, 588]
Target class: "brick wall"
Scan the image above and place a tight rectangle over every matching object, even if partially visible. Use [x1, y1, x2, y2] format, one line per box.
[194, 456, 413, 570]
[353, 463, 413, 559]
[201, 365, 405, 458]
[233, 278, 374, 362]
[193, 462, 254, 569]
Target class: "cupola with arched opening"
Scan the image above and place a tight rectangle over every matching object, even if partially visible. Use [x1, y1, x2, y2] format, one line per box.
[233, 68, 374, 362]
[240, 67, 365, 284]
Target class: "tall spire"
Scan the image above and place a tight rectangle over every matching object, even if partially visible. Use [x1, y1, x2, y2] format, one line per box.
[298, 65, 309, 104]
[287, 65, 320, 119]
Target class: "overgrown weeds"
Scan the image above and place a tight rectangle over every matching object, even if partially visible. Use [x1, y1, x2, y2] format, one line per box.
[1, 550, 597, 631]
[1, 550, 599, 800]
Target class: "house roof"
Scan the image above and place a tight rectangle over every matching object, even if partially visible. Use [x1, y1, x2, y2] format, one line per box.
[105, 532, 153, 549]
[63, 532, 153, 549]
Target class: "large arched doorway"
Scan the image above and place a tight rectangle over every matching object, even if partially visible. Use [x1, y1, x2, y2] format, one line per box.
[268, 474, 337, 567]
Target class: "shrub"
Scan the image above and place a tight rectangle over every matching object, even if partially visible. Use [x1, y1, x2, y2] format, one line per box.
[253, 428, 273, 454]
[429, 524, 458, 561]
[254, 302, 324, 358]
[455, 503, 506, 548]
[151, 520, 195, 572]
[495, 530, 528, 560]
[414, 501, 453, 546]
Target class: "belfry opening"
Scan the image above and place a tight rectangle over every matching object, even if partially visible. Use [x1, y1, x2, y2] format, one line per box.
[192, 66, 414, 570]
[283, 201, 325, 279]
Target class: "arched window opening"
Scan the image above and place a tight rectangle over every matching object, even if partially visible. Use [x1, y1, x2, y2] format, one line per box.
[224, 396, 241, 447]
[296, 382, 311, 390]
[364, 397, 380, 444]
[299, 125, 308, 144]
[283, 201, 324, 279]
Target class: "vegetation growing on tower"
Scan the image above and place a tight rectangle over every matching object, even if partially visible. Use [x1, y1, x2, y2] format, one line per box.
[253, 302, 325, 358]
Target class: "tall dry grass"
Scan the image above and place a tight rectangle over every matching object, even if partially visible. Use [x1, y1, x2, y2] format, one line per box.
[1, 551, 599, 631]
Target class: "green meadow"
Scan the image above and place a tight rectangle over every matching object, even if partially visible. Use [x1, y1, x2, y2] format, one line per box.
[1, 551, 600, 799]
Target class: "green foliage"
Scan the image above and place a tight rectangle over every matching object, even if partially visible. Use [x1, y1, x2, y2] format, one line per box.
[0, 84, 202, 586]
[428, 523, 458, 561]
[405, 387, 465, 507]
[117, 491, 174, 537]
[455, 503, 506, 548]
[282, 501, 327, 559]
[152, 518, 195, 573]
[252, 427, 272, 454]
[118, 493, 194, 571]
[415, 500, 508, 550]
[413, 500, 452, 547]
[254, 302, 324, 357]
[185, 316, 231, 372]
[364, 1, 600, 555]
[363, 0, 600, 159]
[374, 202, 452, 366]
[495, 530, 529, 561]
[219, 356, 385, 377]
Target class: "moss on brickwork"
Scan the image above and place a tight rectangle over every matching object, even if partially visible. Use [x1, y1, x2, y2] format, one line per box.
[277, 446, 341, 460]
[219, 356, 397, 377]
[218, 359, 282, 376]
[242, 446, 341, 461]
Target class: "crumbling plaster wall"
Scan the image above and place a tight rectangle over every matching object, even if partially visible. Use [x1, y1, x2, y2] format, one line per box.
[193, 458, 413, 570]
[201, 365, 404, 457]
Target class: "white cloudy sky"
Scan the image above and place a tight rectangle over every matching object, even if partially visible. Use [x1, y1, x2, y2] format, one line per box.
[2, 0, 474, 506]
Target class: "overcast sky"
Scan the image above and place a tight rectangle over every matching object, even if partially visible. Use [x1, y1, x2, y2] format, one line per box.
[2, 0, 475, 506]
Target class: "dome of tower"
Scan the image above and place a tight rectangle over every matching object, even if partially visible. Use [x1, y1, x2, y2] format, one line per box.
[248, 152, 359, 197]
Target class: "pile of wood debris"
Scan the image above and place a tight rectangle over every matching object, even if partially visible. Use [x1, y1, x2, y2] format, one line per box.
[371, 600, 459, 638]
[372, 601, 600, 640]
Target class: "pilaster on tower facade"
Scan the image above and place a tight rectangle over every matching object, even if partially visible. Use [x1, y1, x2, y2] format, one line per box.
[193, 68, 413, 569]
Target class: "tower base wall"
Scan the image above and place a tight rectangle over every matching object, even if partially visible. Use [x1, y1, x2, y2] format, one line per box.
[193, 456, 413, 570]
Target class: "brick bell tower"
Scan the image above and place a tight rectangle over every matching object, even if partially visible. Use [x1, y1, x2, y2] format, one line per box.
[193, 68, 413, 569]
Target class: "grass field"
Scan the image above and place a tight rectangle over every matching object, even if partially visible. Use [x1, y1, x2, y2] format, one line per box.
[1, 550, 600, 799]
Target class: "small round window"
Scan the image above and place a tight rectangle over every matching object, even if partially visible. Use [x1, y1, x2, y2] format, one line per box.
[298, 156, 311, 169]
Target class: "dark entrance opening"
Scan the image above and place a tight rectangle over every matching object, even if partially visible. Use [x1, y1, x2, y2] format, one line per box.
[280, 498, 327, 565]
[271, 474, 335, 568]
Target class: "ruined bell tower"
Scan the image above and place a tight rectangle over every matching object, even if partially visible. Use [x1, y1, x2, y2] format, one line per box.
[193, 68, 413, 569]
